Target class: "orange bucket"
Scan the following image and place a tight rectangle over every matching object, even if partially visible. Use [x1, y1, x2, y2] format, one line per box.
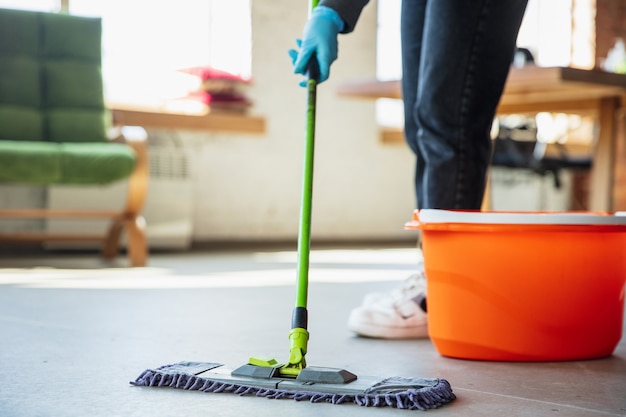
[406, 210, 626, 361]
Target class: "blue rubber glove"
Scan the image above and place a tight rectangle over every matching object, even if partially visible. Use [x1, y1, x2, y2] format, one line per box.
[289, 5, 345, 85]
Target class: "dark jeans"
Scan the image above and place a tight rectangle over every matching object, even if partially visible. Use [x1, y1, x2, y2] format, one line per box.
[401, 0, 528, 209]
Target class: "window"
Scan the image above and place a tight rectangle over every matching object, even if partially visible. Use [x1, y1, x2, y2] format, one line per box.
[70, 0, 251, 107]
[376, 0, 403, 128]
[375, 0, 577, 127]
[516, 0, 573, 67]
[0, 0, 56, 11]
[0, 0, 251, 107]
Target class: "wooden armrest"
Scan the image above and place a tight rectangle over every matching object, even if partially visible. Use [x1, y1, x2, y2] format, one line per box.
[101, 126, 149, 266]
[117, 128, 149, 217]
[104, 126, 150, 216]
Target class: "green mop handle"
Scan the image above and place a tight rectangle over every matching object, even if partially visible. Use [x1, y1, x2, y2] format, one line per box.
[293, 0, 320, 331]
[284, 0, 320, 376]
[290, 55, 319, 326]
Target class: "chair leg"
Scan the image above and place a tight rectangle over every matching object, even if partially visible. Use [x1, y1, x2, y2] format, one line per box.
[125, 215, 147, 267]
[102, 219, 124, 260]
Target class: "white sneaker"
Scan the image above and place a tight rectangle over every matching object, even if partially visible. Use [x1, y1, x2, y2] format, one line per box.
[347, 271, 429, 339]
[361, 269, 427, 307]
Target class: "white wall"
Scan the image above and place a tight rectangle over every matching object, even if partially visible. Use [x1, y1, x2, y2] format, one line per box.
[183, 0, 416, 242]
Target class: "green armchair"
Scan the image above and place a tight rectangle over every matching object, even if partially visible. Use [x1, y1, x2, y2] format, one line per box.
[0, 8, 149, 266]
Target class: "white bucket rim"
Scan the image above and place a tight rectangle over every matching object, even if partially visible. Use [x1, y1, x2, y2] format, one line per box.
[418, 209, 626, 225]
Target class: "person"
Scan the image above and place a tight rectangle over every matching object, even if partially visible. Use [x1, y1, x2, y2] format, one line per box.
[290, 0, 529, 339]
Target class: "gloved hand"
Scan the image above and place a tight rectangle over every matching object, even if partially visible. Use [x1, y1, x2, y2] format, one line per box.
[289, 5, 345, 85]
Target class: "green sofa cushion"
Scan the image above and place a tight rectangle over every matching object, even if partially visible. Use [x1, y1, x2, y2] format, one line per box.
[47, 109, 108, 142]
[0, 8, 38, 56]
[60, 142, 136, 184]
[0, 57, 41, 108]
[0, 106, 44, 141]
[44, 61, 105, 110]
[0, 140, 136, 185]
[41, 12, 102, 63]
[41, 14, 107, 143]
[0, 8, 136, 186]
[0, 140, 61, 184]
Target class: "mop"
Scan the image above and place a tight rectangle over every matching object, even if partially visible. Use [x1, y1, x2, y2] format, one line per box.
[131, 1, 456, 410]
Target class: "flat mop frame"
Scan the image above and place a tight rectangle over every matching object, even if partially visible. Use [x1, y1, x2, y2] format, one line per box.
[132, 0, 456, 410]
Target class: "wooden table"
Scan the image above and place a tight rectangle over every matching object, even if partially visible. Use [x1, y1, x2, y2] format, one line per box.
[109, 103, 266, 135]
[337, 66, 626, 211]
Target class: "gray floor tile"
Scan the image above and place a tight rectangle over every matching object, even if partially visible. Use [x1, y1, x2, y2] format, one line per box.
[0, 247, 624, 416]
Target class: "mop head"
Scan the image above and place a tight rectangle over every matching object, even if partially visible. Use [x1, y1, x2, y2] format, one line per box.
[131, 362, 455, 411]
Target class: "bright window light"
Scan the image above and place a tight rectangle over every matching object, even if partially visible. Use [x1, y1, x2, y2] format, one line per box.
[0, 0, 251, 107]
[375, 0, 575, 128]
[375, 0, 403, 128]
[0, 0, 56, 11]
[70, 0, 251, 107]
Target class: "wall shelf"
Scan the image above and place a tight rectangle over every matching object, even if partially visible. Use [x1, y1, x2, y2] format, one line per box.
[109, 103, 266, 135]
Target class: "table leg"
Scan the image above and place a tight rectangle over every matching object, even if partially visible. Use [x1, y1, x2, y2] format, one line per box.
[589, 97, 620, 212]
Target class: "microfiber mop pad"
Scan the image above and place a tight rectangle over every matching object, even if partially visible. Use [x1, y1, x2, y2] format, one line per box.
[131, 362, 455, 411]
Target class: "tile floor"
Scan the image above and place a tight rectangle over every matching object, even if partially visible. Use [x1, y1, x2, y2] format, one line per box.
[0, 244, 624, 417]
